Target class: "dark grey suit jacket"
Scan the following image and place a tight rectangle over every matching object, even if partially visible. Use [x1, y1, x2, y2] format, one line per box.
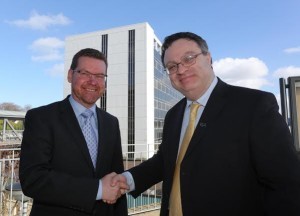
[129, 78, 300, 216]
[20, 96, 127, 216]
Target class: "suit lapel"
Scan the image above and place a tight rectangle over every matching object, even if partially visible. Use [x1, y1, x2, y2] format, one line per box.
[59, 98, 95, 170]
[166, 99, 187, 169]
[184, 79, 228, 158]
[95, 108, 110, 175]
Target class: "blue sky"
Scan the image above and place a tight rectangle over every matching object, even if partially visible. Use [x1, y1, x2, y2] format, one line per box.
[0, 0, 299, 108]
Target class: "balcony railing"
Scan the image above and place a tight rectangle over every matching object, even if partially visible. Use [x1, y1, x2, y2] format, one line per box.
[123, 143, 162, 215]
[0, 144, 161, 215]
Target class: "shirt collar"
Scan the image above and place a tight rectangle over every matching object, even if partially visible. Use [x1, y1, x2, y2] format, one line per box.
[69, 95, 97, 117]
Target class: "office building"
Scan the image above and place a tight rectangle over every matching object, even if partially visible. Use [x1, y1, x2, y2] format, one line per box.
[64, 22, 182, 158]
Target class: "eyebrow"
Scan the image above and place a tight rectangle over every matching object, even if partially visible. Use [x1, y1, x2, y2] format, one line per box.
[166, 51, 200, 64]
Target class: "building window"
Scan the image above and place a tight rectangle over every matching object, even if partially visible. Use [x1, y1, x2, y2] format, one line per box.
[100, 34, 108, 111]
[154, 47, 182, 145]
[128, 30, 135, 159]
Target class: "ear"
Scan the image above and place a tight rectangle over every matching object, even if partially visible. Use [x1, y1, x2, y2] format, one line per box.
[67, 69, 73, 83]
[205, 52, 212, 63]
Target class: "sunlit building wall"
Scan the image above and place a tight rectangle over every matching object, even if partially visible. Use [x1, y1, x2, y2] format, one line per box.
[63, 22, 182, 158]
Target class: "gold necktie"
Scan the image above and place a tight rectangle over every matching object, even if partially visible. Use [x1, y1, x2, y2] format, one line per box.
[169, 103, 201, 216]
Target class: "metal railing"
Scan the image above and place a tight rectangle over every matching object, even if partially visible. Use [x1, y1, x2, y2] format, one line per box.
[0, 148, 29, 216]
[123, 143, 161, 214]
[0, 144, 161, 215]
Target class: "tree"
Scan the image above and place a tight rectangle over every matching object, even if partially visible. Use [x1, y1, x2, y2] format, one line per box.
[23, 104, 32, 111]
[0, 102, 31, 111]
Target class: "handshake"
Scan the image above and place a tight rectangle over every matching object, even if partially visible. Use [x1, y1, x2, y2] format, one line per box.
[101, 172, 129, 204]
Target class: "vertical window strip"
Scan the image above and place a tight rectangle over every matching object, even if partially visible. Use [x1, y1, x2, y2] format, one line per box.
[101, 34, 108, 111]
[128, 30, 135, 159]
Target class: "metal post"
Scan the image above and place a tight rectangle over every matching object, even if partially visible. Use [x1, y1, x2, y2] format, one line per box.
[279, 78, 289, 124]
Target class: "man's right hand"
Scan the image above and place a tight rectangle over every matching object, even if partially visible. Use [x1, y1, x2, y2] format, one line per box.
[101, 172, 129, 204]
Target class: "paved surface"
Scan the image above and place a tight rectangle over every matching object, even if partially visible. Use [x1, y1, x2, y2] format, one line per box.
[134, 210, 160, 215]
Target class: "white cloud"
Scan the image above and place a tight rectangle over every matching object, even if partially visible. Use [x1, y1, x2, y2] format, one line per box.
[30, 37, 64, 62]
[273, 66, 300, 79]
[6, 10, 71, 30]
[213, 57, 269, 89]
[283, 47, 300, 54]
[45, 63, 64, 77]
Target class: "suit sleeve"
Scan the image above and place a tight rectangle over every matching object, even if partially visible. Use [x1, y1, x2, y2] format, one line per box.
[128, 104, 178, 198]
[19, 109, 99, 213]
[110, 118, 128, 215]
[128, 147, 164, 198]
[250, 92, 300, 215]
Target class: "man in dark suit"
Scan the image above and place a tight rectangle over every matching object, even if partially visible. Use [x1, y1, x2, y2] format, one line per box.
[114, 32, 300, 215]
[20, 48, 128, 216]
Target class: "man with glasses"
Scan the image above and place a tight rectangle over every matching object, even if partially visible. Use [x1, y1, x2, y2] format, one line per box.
[113, 32, 300, 215]
[20, 48, 128, 216]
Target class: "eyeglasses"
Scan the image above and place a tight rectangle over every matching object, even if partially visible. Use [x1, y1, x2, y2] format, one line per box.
[73, 70, 107, 81]
[165, 52, 203, 75]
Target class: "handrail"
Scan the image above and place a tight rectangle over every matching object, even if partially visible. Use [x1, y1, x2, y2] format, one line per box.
[0, 145, 161, 215]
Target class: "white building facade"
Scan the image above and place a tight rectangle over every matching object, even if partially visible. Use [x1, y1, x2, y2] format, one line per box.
[63, 23, 182, 159]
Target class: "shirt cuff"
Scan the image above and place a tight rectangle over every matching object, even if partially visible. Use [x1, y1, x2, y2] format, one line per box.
[122, 171, 135, 192]
[96, 180, 102, 200]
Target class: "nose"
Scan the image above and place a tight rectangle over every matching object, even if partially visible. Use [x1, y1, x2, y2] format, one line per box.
[86, 75, 99, 85]
[177, 63, 188, 74]
[87, 74, 97, 80]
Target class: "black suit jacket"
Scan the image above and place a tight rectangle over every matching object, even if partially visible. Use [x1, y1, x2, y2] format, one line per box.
[20, 97, 127, 216]
[129, 78, 300, 216]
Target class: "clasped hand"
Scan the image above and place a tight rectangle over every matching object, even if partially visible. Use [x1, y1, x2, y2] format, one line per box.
[102, 172, 128, 204]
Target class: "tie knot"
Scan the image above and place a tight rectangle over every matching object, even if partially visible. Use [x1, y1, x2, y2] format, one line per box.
[81, 109, 93, 119]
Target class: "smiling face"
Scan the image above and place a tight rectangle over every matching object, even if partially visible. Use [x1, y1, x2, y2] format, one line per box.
[164, 39, 215, 101]
[67, 56, 107, 108]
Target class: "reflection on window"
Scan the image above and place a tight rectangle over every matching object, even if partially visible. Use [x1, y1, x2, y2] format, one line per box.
[153, 48, 182, 144]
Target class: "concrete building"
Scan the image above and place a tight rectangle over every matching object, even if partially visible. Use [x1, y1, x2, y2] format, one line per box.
[63, 22, 182, 158]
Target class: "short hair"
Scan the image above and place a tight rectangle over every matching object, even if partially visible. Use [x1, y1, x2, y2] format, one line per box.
[161, 32, 209, 67]
[70, 48, 107, 70]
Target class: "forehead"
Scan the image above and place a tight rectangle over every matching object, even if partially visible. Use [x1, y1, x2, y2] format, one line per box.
[77, 56, 107, 71]
[164, 39, 200, 63]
